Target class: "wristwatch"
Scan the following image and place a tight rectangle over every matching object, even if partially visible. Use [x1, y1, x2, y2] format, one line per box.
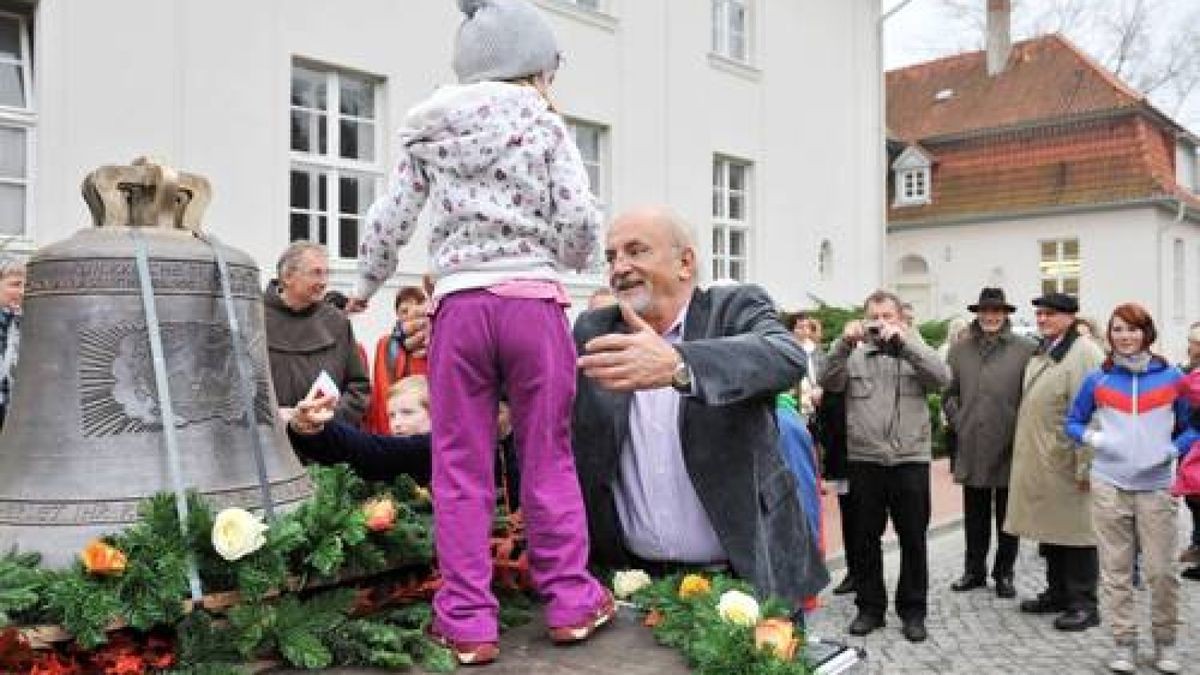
[670, 358, 693, 393]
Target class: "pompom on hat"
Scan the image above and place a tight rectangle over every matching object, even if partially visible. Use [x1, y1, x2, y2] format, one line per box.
[452, 0, 561, 84]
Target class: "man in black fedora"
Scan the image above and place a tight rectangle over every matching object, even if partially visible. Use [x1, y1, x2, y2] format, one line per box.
[943, 288, 1036, 599]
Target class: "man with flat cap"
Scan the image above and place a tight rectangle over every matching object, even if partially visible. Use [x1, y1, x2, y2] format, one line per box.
[1005, 292, 1104, 631]
[943, 288, 1036, 599]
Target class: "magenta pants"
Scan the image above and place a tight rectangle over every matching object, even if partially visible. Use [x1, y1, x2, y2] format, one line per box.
[428, 290, 606, 641]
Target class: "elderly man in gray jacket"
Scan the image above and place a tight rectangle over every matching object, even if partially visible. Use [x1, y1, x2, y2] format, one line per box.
[820, 289, 951, 643]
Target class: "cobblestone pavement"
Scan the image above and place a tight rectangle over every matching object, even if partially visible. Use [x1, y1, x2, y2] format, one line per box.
[808, 516, 1200, 674]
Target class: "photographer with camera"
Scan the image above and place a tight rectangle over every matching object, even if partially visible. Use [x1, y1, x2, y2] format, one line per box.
[819, 289, 951, 643]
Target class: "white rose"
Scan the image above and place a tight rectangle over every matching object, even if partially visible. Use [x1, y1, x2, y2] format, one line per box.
[716, 589, 760, 626]
[613, 569, 652, 599]
[211, 507, 269, 561]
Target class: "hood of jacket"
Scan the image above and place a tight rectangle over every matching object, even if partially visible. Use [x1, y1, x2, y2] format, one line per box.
[400, 81, 550, 180]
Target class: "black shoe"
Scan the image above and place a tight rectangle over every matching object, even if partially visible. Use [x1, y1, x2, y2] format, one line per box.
[832, 575, 856, 595]
[1182, 565, 1200, 581]
[902, 618, 928, 643]
[994, 576, 1016, 599]
[847, 612, 885, 636]
[1053, 608, 1100, 631]
[1019, 594, 1065, 614]
[950, 573, 987, 592]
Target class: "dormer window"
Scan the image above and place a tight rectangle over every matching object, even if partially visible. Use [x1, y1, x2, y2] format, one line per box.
[892, 145, 933, 207]
[1178, 139, 1199, 194]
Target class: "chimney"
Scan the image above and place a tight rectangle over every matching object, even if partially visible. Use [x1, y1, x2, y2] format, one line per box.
[986, 0, 1012, 76]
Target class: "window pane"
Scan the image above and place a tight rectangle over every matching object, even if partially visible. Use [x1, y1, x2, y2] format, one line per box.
[289, 212, 311, 241]
[339, 217, 359, 259]
[711, 0, 723, 53]
[0, 17, 19, 60]
[291, 110, 327, 154]
[729, 27, 746, 61]
[1063, 239, 1079, 259]
[338, 174, 375, 215]
[1063, 277, 1079, 295]
[318, 173, 328, 210]
[291, 67, 327, 109]
[712, 189, 724, 218]
[1042, 279, 1057, 295]
[339, 76, 374, 118]
[289, 170, 310, 209]
[585, 164, 600, 193]
[729, 259, 744, 282]
[729, 193, 744, 220]
[0, 63, 23, 108]
[712, 160, 724, 189]
[0, 126, 24, 179]
[711, 259, 722, 281]
[0, 184, 23, 235]
[317, 215, 328, 244]
[339, 119, 375, 161]
[574, 127, 600, 161]
[1040, 241, 1056, 259]
[729, 229, 745, 256]
[712, 228, 725, 255]
[728, 164, 745, 191]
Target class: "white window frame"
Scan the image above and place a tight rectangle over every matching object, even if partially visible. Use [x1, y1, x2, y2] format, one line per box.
[566, 119, 609, 273]
[711, 0, 751, 63]
[1177, 140, 1199, 194]
[288, 61, 384, 261]
[892, 145, 933, 207]
[0, 8, 35, 239]
[711, 156, 751, 283]
[1038, 238, 1081, 298]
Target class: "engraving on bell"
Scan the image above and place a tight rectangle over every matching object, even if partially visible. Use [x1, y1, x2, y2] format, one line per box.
[0, 157, 313, 567]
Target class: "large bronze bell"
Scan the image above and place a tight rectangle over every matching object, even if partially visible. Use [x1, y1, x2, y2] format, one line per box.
[0, 158, 312, 568]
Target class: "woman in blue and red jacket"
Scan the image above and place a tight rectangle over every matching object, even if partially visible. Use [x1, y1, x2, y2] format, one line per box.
[1064, 303, 1194, 674]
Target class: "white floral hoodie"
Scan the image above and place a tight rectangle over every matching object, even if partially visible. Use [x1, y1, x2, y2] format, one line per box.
[355, 81, 599, 302]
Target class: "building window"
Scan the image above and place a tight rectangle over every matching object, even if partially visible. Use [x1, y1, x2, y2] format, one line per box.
[566, 119, 608, 272]
[712, 156, 750, 282]
[1178, 140, 1199, 194]
[1039, 238, 1080, 297]
[0, 7, 34, 237]
[289, 62, 382, 259]
[1174, 238, 1186, 320]
[711, 0, 749, 62]
[891, 145, 933, 207]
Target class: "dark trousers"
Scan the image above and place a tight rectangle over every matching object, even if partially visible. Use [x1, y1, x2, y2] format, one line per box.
[837, 492, 860, 580]
[1040, 543, 1098, 612]
[962, 486, 1018, 580]
[848, 461, 930, 621]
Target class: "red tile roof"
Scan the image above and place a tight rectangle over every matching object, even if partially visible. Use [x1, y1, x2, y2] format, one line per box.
[886, 34, 1199, 224]
[887, 34, 1143, 142]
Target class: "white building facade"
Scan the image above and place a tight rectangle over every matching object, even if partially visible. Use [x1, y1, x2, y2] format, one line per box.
[888, 201, 1200, 358]
[3, 0, 884, 340]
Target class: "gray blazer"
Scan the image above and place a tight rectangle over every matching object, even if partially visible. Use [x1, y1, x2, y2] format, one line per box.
[571, 285, 829, 602]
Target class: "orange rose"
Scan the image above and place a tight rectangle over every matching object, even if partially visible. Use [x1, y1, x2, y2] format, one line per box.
[363, 497, 397, 533]
[81, 539, 127, 576]
[754, 618, 799, 661]
[677, 574, 711, 599]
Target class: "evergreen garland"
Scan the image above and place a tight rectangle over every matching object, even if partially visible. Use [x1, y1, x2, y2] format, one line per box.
[0, 464, 461, 671]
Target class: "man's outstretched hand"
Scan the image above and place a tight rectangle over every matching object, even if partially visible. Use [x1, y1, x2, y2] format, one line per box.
[578, 302, 682, 392]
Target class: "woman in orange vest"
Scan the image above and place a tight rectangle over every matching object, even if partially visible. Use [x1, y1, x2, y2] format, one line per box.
[365, 285, 428, 433]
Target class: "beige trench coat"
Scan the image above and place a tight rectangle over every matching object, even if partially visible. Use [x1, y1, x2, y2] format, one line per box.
[1004, 332, 1105, 546]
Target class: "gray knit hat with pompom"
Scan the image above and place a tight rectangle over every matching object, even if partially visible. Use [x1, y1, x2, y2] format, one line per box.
[452, 0, 560, 84]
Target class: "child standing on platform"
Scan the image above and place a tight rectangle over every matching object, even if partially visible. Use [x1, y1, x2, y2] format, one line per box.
[350, 0, 609, 665]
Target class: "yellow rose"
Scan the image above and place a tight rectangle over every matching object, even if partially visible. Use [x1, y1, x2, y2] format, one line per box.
[414, 486, 431, 504]
[612, 569, 652, 599]
[211, 507, 269, 561]
[678, 574, 712, 599]
[716, 589, 760, 626]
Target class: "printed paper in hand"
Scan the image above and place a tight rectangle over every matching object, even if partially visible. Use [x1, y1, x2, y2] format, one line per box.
[306, 370, 340, 402]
